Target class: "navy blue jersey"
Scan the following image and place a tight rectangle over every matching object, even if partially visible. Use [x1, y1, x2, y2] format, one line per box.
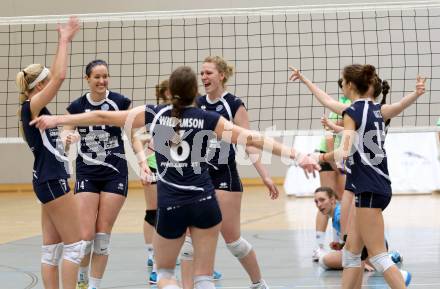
[196, 92, 245, 166]
[66, 91, 131, 180]
[145, 104, 221, 207]
[21, 101, 70, 183]
[343, 99, 391, 196]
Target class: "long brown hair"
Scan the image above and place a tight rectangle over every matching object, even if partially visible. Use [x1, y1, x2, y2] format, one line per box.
[168, 66, 198, 143]
[342, 64, 377, 96]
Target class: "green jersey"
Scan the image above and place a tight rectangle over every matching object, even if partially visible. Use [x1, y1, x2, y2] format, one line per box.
[318, 96, 351, 152]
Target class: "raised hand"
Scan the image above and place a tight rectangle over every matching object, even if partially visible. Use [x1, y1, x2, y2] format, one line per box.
[288, 66, 303, 82]
[415, 75, 426, 97]
[58, 16, 80, 42]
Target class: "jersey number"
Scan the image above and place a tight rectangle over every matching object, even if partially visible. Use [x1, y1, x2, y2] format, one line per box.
[170, 130, 190, 162]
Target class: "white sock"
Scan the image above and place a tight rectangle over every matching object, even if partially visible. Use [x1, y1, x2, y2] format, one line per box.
[152, 261, 157, 273]
[78, 266, 89, 283]
[88, 277, 102, 289]
[316, 231, 325, 248]
[250, 279, 267, 289]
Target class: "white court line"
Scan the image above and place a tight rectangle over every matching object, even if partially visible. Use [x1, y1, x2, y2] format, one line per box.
[294, 283, 440, 288]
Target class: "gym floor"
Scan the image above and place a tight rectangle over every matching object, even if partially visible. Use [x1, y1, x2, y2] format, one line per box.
[1, 187, 440, 288]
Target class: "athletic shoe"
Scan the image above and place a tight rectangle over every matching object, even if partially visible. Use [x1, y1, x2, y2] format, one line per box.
[312, 247, 325, 262]
[400, 269, 412, 286]
[149, 271, 158, 284]
[213, 270, 222, 280]
[147, 254, 154, 267]
[76, 282, 88, 289]
[249, 279, 269, 289]
[390, 250, 403, 264]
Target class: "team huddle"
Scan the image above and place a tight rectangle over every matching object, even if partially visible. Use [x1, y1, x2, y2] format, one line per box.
[18, 16, 426, 289]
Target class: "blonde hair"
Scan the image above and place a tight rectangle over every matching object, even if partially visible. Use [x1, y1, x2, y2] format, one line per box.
[16, 64, 46, 140]
[203, 56, 234, 86]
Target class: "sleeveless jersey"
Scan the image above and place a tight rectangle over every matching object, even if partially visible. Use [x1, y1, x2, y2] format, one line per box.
[196, 92, 244, 166]
[145, 104, 221, 207]
[66, 90, 131, 180]
[343, 99, 391, 196]
[21, 101, 69, 183]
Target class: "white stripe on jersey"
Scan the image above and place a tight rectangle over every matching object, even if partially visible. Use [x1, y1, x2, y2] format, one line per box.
[106, 98, 119, 111]
[157, 171, 205, 192]
[355, 100, 390, 180]
[149, 105, 172, 133]
[77, 148, 120, 173]
[218, 93, 238, 153]
[41, 130, 69, 163]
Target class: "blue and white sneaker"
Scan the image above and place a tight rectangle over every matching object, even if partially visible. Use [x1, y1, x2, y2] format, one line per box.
[390, 250, 403, 264]
[400, 270, 412, 287]
[213, 270, 222, 280]
[149, 271, 157, 284]
[147, 254, 154, 267]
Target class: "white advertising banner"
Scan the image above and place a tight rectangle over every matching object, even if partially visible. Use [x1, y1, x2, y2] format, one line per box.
[284, 133, 440, 196]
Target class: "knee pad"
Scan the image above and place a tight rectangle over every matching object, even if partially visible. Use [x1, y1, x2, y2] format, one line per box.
[93, 233, 111, 256]
[41, 242, 64, 266]
[342, 248, 361, 268]
[226, 237, 252, 259]
[180, 236, 194, 261]
[318, 254, 330, 270]
[194, 275, 215, 289]
[369, 252, 395, 273]
[63, 240, 87, 264]
[145, 209, 157, 227]
[157, 268, 175, 282]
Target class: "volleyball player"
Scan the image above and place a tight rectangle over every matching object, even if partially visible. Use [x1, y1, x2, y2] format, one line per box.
[17, 16, 86, 289]
[63, 59, 132, 289]
[291, 67, 390, 263]
[291, 64, 425, 288]
[30, 65, 320, 289]
[313, 187, 406, 280]
[179, 56, 278, 289]
[313, 96, 350, 262]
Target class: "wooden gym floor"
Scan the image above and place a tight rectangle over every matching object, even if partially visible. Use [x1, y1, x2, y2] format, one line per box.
[1, 186, 440, 288]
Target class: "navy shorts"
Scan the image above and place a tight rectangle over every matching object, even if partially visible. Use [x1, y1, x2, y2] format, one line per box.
[355, 192, 391, 211]
[33, 179, 70, 204]
[156, 195, 222, 239]
[208, 162, 243, 192]
[74, 175, 128, 196]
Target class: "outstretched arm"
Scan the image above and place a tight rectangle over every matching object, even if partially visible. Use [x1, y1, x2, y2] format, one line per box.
[288, 66, 348, 115]
[381, 76, 426, 121]
[30, 105, 146, 130]
[30, 17, 80, 117]
[214, 116, 321, 177]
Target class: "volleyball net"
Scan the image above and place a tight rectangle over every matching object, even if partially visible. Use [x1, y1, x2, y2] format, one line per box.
[1, 1, 439, 142]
